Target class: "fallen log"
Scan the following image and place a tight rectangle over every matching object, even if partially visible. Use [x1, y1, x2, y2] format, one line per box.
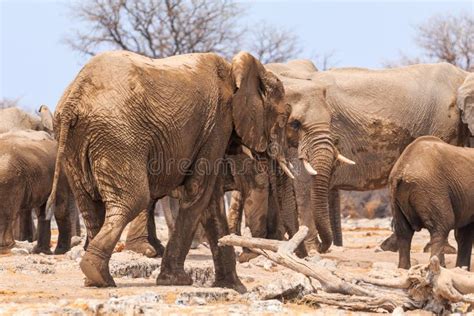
[219, 226, 474, 313]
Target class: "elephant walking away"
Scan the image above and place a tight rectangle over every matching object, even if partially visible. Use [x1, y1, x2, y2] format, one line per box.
[389, 136, 474, 270]
[47, 51, 291, 292]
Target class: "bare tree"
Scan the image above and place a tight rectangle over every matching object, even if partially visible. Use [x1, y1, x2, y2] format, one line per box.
[249, 22, 302, 64]
[384, 13, 473, 70]
[65, 0, 244, 58]
[66, 0, 304, 63]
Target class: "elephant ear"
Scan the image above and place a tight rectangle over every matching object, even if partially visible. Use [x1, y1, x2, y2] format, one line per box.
[457, 73, 474, 136]
[231, 52, 268, 153]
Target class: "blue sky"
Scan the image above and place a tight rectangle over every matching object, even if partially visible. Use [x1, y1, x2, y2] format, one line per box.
[1, 0, 472, 111]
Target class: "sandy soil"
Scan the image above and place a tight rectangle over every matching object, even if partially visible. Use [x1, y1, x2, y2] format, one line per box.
[0, 216, 469, 315]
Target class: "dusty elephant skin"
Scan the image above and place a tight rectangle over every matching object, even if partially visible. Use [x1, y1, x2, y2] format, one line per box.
[46, 51, 290, 293]
[0, 131, 72, 255]
[390, 136, 474, 270]
[266, 61, 473, 253]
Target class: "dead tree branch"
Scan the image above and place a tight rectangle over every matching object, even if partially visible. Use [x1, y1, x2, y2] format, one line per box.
[219, 226, 474, 313]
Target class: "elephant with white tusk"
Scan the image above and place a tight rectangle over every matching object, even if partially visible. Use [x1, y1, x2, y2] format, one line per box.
[265, 61, 473, 253]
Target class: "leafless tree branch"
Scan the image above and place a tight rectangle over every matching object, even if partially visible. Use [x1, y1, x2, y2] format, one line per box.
[384, 13, 473, 70]
[65, 0, 305, 62]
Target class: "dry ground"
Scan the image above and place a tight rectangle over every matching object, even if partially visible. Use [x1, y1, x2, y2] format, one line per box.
[0, 216, 470, 315]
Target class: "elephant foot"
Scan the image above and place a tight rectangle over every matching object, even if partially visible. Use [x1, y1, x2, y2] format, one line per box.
[213, 278, 247, 294]
[423, 242, 457, 254]
[54, 244, 70, 255]
[125, 239, 158, 258]
[80, 251, 116, 287]
[238, 251, 259, 263]
[156, 269, 193, 286]
[380, 234, 399, 252]
[32, 245, 53, 255]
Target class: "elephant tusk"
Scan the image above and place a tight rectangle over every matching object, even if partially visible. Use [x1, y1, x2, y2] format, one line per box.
[241, 145, 254, 159]
[337, 154, 356, 165]
[288, 161, 294, 169]
[302, 159, 318, 175]
[278, 159, 295, 179]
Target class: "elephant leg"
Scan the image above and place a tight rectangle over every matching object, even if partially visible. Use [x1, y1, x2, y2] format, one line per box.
[429, 230, 450, 268]
[329, 190, 343, 246]
[125, 200, 165, 258]
[455, 222, 474, 270]
[54, 198, 72, 255]
[227, 191, 243, 235]
[72, 185, 105, 251]
[201, 185, 246, 293]
[393, 201, 414, 269]
[0, 205, 17, 254]
[157, 184, 215, 286]
[80, 158, 150, 287]
[68, 195, 81, 237]
[239, 169, 269, 263]
[17, 208, 35, 242]
[32, 205, 52, 255]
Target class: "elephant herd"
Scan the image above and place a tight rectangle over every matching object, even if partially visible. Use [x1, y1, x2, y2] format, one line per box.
[0, 50, 473, 294]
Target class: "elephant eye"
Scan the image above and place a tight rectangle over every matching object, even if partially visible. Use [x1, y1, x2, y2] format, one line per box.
[289, 119, 301, 130]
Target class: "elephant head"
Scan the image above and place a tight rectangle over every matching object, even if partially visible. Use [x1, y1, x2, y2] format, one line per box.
[283, 76, 355, 253]
[457, 73, 474, 141]
[230, 52, 293, 177]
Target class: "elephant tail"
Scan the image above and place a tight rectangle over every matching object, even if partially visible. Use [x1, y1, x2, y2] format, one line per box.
[45, 111, 74, 220]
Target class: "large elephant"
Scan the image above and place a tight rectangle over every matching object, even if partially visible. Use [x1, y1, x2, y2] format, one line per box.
[0, 130, 73, 254]
[46, 51, 290, 292]
[390, 136, 474, 270]
[266, 61, 473, 253]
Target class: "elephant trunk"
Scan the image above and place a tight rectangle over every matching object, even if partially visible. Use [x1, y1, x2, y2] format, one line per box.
[300, 128, 335, 253]
[310, 149, 335, 253]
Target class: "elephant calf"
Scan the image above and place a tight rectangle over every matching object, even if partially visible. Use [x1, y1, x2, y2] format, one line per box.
[390, 136, 474, 270]
[0, 130, 72, 254]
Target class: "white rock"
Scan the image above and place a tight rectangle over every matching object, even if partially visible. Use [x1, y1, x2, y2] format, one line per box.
[10, 248, 29, 255]
[66, 244, 85, 261]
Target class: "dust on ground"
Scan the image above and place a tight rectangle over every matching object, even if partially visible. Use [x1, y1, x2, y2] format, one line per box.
[0, 216, 467, 315]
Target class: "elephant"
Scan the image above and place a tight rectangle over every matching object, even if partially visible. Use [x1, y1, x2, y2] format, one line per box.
[46, 50, 291, 292]
[0, 105, 74, 241]
[0, 130, 73, 254]
[0, 105, 54, 134]
[266, 61, 473, 253]
[389, 136, 474, 270]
